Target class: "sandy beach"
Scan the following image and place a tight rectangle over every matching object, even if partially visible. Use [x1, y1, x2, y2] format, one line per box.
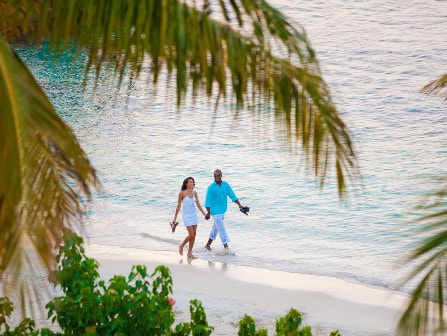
[85, 244, 409, 336]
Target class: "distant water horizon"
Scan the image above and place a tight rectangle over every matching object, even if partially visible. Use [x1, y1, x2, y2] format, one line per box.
[18, 0, 447, 292]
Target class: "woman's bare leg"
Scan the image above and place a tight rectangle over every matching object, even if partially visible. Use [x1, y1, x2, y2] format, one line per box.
[187, 225, 197, 258]
[179, 226, 195, 256]
[179, 235, 190, 256]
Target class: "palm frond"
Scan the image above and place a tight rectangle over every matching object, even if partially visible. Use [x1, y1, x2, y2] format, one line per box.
[0, 36, 99, 300]
[399, 184, 447, 335]
[0, 0, 41, 44]
[2, 0, 358, 195]
[422, 74, 447, 101]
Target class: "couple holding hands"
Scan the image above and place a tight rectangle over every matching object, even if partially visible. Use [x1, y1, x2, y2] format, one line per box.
[171, 169, 248, 260]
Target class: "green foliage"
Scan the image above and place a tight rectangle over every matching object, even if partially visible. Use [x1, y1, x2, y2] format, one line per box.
[0, 0, 358, 203]
[172, 300, 214, 336]
[0, 234, 214, 335]
[237, 309, 339, 336]
[187, 300, 214, 336]
[0, 31, 98, 304]
[0, 297, 13, 326]
[45, 234, 175, 335]
[275, 308, 303, 335]
[238, 315, 267, 336]
[0, 235, 338, 335]
[422, 74, 447, 101]
[0, 297, 54, 335]
[398, 181, 447, 336]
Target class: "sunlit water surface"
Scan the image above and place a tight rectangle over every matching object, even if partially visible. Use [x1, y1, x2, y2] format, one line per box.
[19, 0, 447, 291]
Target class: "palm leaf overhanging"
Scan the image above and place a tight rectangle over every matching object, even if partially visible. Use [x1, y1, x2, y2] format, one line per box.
[398, 182, 447, 335]
[3, 0, 357, 195]
[399, 70, 447, 334]
[0, 36, 99, 305]
[422, 74, 447, 101]
[398, 67, 447, 334]
[1, 0, 357, 308]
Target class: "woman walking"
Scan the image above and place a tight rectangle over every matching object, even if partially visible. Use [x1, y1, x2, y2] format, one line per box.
[171, 177, 206, 259]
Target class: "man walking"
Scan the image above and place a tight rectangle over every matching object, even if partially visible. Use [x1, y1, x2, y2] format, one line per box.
[204, 169, 245, 251]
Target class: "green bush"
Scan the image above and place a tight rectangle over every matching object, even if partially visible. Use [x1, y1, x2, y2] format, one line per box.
[276, 309, 311, 336]
[0, 297, 53, 335]
[238, 315, 268, 336]
[238, 309, 332, 336]
[0, 234, 339, 335]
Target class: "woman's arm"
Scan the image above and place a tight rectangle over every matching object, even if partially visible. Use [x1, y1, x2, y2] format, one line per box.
[195, 191, 207, 217]
[172, 192, 183, 223]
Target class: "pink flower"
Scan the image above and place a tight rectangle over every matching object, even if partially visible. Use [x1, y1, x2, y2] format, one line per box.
[168, 297, 176, 306]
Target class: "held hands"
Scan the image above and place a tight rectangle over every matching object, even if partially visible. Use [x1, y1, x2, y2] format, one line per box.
[205, 213, 210, 220]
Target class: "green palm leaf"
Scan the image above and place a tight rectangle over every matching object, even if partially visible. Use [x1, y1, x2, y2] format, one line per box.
[398, 183, 447, 336]
[2, 0, 357, 196]
[400, 71, 447, 335]
[422, 74, 447, 101]
[0, 36, 98, 308]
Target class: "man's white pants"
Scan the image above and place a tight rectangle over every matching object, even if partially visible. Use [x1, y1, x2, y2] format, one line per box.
[209, 214, 229, 245]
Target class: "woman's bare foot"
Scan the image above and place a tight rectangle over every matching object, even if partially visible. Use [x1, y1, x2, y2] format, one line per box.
[178, 245, 184, 256]
[187, 254, 197, 260]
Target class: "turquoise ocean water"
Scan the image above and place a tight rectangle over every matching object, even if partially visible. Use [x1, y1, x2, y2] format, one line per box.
[19, 0, 447, 292]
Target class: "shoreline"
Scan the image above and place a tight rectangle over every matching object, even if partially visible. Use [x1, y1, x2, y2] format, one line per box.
[87, 244, 409, 336]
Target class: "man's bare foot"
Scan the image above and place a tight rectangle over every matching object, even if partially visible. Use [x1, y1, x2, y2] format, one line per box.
[204, 245, 212, 251]
[187, 254, 197, 260]
[178, 245, 183, 256]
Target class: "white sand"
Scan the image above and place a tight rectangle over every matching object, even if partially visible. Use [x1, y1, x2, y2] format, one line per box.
[87, 244, 410, 336]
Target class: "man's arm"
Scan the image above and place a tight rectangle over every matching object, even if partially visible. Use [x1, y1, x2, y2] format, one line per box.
[227, 183, 243, 210]
[205, 186, 211, 220]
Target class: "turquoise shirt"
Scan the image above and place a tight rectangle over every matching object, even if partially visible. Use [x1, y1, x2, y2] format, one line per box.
[205, 180, 238, 215]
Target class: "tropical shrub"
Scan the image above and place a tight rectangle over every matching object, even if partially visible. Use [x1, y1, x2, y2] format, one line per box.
[238, 315, 268, 336]
[237, 309, 340, 336]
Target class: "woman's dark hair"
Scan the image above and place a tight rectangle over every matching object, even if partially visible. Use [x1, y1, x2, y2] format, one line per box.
[181, 177, 195, 191]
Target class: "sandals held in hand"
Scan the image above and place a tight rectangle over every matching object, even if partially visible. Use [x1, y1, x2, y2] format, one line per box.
[239, 206, 250, 215]
[170, 221, 179, 233]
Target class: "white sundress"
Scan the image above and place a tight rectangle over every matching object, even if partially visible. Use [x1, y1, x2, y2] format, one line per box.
[182, 193, 198, 226]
